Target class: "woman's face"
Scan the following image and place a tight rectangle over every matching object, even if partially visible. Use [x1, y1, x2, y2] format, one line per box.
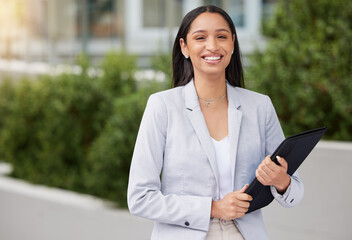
[180, 12, 235, 80]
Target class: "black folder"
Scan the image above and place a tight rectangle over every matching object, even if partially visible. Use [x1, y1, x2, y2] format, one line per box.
[245, 127, 327, 214]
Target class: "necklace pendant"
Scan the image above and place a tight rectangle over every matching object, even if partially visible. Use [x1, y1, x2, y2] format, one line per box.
[198, 93, 226, 108]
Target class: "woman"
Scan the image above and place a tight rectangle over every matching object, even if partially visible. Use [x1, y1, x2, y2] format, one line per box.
[127, 5, 304, 240]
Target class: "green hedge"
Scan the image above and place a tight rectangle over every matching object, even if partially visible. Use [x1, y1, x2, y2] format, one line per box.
[0, 52, 166, 207]
[0, 79, 16, 160]
[83, 83, 164, 207]
[246, 0, 352, 140]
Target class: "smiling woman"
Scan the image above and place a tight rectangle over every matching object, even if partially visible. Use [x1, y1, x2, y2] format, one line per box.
[127, 5, 304, 240]
[172, 6, 244, 88]
[179, 13, 234, 79]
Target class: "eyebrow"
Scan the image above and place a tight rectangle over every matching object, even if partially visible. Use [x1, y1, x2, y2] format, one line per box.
[191, 29, 230, 35]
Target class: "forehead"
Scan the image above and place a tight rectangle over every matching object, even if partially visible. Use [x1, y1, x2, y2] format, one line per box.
[188, 12, 231, 33]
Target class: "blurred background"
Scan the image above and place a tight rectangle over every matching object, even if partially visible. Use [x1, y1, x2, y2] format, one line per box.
[0, 0, 274, 65]
[0, 0, 351, 239]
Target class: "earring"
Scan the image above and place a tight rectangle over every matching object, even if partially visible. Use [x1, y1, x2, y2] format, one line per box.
[184, 55, 189, 59]
[231, 50, 234, 54]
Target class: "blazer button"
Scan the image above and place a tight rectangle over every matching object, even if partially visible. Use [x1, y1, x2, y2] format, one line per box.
[185, 221, 190, 226]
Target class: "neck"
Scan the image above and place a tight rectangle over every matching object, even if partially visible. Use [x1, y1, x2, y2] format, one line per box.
[193, 72, 227, 100]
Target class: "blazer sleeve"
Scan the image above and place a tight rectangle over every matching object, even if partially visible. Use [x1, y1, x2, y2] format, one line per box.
[127, 94, 212, 232]
[264, 96, 304, 208]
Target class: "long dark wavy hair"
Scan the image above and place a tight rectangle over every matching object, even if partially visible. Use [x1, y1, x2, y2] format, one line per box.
[172, 5, 244, 88]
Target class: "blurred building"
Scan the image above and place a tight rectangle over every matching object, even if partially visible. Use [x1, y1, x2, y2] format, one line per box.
[0, 0, 277, 66]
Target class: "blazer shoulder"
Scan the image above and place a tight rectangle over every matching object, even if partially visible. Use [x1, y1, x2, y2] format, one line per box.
[234, 87, 269, 99]
[141, 89, 178, 132]
[148, 86, 184, 108]
[231, 87, 271, 107]
[150, 86, 183, 99]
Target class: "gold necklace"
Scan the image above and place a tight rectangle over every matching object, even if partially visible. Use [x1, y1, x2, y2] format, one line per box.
[198, 93, 227, 107]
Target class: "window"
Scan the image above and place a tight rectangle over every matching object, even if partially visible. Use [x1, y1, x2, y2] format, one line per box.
[89, 0, 119, 38]
[77, 0, 119, 39]
[203, 0, 245, 28]
[143, 0, 165, 27]
[228, 0, 245, 27]
[142, 0, 183, 28]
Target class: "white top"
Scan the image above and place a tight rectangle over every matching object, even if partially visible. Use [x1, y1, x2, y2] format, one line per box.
[211, 136, 232, 199]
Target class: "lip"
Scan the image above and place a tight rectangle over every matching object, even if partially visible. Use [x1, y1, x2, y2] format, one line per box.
[201, 54, 224, 64]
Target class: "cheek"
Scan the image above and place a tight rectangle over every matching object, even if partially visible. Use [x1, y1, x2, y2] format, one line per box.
[188, 47, 201, 57]
[225, 42, 234, 53]
[187, 41, 204, 55]
[223, 52, 232, 65]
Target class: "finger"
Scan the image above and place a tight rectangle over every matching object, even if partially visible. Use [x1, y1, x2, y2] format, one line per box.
[236, 205, 250, 213]
[277, 156, 288, 169]
[266, 160, 283, 174]
[257, 166, 269, 179]
[261, 156, 280, 173]
[265, 155, 272, 164]
[256, 171, 268, 186]
[236, 193, 253, 202]
[256, 168, 269, 182]
[238, 184, 249, 193]
[261, 162, 276, 175]
[236, 200, 250, 208]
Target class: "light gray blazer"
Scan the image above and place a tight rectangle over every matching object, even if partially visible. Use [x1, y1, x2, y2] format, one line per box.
[127, 80, 304, 240]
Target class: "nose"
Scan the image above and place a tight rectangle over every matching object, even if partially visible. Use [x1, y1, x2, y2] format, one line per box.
[206, 37, 219, 52]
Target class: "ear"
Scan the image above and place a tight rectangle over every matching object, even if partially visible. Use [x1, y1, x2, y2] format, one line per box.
[179, 38, 189, 58]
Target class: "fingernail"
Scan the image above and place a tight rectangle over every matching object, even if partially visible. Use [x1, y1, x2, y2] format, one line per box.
[276, 156, 281, 161]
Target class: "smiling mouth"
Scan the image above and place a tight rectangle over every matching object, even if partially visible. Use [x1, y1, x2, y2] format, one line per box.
[202, 55, 223, 63]
[203, 56, 221, 60]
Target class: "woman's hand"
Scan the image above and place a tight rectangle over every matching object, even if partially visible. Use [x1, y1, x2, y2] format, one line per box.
[256, 155, 291, 194]
[211, 185, 252, 220]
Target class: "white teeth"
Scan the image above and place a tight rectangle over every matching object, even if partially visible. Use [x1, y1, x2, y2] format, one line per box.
[204, 56, 221, 60]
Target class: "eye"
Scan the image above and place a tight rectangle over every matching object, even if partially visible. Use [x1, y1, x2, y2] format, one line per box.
[195, 36, 206, 40]
[218, 35, 227, 39]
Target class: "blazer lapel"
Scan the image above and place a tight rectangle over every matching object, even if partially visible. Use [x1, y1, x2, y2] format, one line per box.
[184, 80, 220, 193]
[227, 83, 243, 191]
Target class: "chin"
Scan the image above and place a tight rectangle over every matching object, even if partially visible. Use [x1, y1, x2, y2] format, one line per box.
[203, 66, 227, 74]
